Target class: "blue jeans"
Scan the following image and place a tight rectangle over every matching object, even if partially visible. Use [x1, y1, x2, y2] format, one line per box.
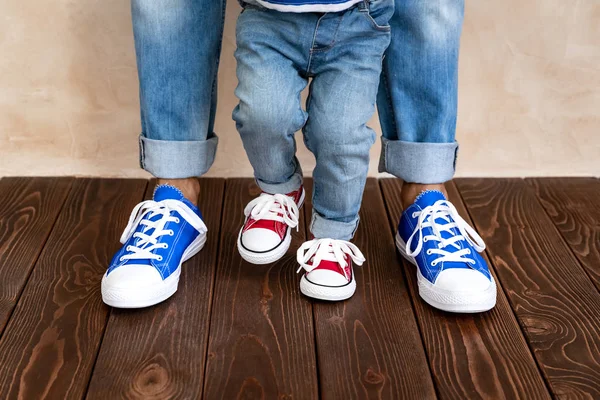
[378, 0, 464, 184]
[131, 0, 464, 184]
[232, 1, 392, 240]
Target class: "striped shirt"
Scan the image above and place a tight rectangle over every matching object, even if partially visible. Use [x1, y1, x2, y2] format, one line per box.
[244, 0, 363, 13]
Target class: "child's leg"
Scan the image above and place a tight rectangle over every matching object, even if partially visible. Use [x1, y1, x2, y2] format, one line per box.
[232, 8, 309, 195]
[303, 4, 392, 241]
[233, 8, 313, 264]
[296, 1, 393, 301]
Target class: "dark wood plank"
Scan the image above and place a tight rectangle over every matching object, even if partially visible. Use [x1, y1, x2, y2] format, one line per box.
[380, 178, 550, 400]
[456, 178, 600, 399]
[86, 178, 225, 399]
[305, 178, 437, 399]
[203, 178, 318, 399]
[527, 178, 600, 291]
[0, 177, 73, 336]
[0, 178, 147, 399]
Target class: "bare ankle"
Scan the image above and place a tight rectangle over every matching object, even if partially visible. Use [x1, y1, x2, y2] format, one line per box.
[157, 178, 200, 206]
[400, 182, 448, 209]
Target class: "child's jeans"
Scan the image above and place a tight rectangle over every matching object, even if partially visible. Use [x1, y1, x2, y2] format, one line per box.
[232, 0, 393, 240]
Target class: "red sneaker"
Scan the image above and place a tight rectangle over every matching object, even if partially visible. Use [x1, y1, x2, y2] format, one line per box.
[296, 238, 365, 301]
[237, 187, 305, 264]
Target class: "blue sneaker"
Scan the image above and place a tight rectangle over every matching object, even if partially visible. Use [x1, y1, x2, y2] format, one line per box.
[101, 185, 208, 308]
[396, 190, 496, 313]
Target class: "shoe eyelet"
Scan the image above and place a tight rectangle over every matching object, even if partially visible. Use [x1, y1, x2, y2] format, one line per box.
[426, 249, 432, 255]
[169, 230, 174, 236]
[466, 249, 471, 254]
[431, 261, 438, 267]
[126, 246, 132, 251]
[162, 243, 168, 249]
[157, 255, 163, 261]
[423, 238, 428, 242]
[119, 256, 124, 262]
[174, 217, 180, 223]
[412, 212, 418, 218]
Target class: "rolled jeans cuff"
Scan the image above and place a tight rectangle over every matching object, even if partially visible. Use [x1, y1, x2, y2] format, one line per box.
[139, 135, 218, 178]
[310, 210, 359, 241]
[255, 160, 303, 195]
[379, 138, 459, 184]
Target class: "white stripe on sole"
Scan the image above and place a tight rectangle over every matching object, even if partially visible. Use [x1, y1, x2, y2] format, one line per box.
[299, 275, 356, 301]
[101, 233, 207, 308]
[395, 232, 496, 313]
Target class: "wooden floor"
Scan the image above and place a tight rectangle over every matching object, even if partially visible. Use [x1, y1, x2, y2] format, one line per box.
[0, 177, 599, 399]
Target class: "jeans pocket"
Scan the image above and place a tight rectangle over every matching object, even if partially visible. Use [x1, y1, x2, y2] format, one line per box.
[360, 0, 393, 32]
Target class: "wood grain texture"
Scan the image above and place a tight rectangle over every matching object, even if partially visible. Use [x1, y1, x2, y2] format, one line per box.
[527, 178, 600, 291]
[86, 179, 225, 400]
[0, 178, 147, 400]
[380, 178, 550, 400]
[456, 178, 600, 399]
[305, 178, 436, 399]
[203, 179, 318, 400]
[0, 177, 72, 336]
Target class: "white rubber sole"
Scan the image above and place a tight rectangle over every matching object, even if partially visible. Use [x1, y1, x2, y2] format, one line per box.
[300, 274, 356, 301]
[395, 232, 497, 313]
[101, 233, 207, 308]
[237, 189, 305, 265]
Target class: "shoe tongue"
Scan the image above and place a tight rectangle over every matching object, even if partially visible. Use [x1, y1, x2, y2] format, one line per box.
[152, 184, 201, 216]
[153, 185, 186, 202]
[414, 190, 461, 243]
[413, 190, 447, 209]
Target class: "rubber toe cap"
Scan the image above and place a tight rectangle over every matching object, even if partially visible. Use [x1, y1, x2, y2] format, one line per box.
[434, 268, 492, 293]
[241, 228, 282, 252]
[305, 269, 349, 287]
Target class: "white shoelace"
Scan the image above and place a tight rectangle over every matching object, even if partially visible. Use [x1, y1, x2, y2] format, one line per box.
[296, 238, 366, 280]
[119, 200, 208, 262]
[406, 200, 485, 267]
[244, 193, 300, 230]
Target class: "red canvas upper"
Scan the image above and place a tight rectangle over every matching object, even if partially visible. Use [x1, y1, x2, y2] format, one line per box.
[242, 187, 303, 239]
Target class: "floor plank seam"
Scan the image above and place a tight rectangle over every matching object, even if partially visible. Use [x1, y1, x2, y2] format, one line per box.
[453, 179, 558, 396]
[82, 180, 150, 399]
[0, 178, 75, 341]
[377, 180, 441, 400]
[525, 179, 600, 297]
[200, 180, 227, 399]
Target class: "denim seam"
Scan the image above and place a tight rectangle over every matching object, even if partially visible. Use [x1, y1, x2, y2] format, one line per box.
[207, 0, 228, 140]
[358, 8, 391, 32]
[306, 14, 325, 74]
[303, 81, 315, 150]
[139, 135, 146, 169]
[310, 13, 346, 53]
[379, 60, 398, 173]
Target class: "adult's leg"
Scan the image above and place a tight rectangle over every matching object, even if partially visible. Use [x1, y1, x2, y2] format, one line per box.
[132, 0, 227, 203]
[380, 2, 497, 313]
[377, 0, 464, 207]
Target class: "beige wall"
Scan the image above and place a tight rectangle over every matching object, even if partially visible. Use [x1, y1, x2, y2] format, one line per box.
[0, 0, 598, 178]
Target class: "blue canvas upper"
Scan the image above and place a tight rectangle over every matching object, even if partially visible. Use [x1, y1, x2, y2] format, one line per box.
[107, 185, 203, 280]
[398, 190, 492, 284]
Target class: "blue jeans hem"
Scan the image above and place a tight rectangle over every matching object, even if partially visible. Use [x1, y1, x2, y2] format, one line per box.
[379, 138, 458, 184]
[310, 209, 359, 241]
[139, 135, 218, 178]
[255, 161, 303, 194]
